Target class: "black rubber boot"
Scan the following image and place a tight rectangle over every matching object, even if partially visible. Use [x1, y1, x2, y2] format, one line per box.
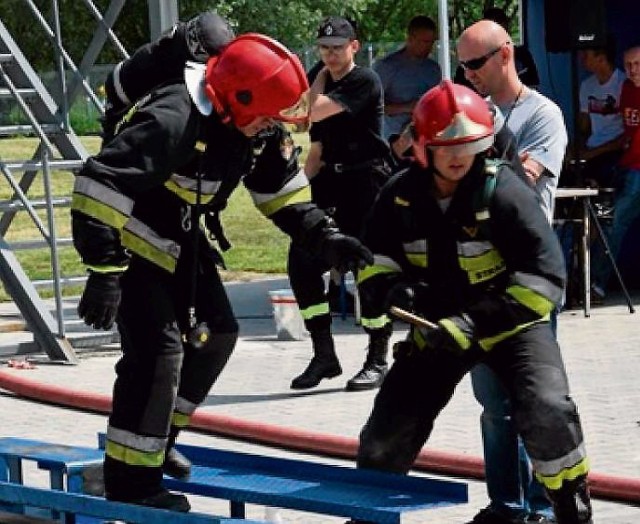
[346, 325, 391, 392]
[546, 476, 593, 524]
[163, 426, 192, 480]
[130, 488, 191, 512]
[291, 330, 342, 389]
[104, 455, 190, 512]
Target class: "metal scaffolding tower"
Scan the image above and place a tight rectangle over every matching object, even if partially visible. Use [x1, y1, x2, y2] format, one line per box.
[0, 1, 178, 362]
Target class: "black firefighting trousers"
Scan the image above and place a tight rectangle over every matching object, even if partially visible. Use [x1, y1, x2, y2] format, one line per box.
[357, 322, 588, 488]
[288, 165, 389, 333]
[104, 247, 238, 500]
[287, 242, 332, 332]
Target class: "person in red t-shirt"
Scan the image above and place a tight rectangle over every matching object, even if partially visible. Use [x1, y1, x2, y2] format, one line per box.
[592, 45, 640, 298]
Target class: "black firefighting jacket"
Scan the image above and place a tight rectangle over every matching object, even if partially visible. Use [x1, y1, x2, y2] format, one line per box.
[71, 80, 328, 275]
[358, 157, 566, 352]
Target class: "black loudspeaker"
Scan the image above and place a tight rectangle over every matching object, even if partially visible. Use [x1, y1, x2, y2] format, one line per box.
[544, 0, 607, 53]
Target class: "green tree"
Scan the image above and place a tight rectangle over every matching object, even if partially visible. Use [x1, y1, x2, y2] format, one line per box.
[1, 0, 520, 71]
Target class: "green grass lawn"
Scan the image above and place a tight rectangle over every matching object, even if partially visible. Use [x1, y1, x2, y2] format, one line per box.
[0, 132, 310, 300]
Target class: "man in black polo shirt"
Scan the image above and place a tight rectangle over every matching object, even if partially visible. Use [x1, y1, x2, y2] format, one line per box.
[288, 16, 393, 392]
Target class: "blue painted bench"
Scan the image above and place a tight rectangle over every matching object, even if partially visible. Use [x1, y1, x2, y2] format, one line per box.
[0, 481, 260, 523]
[0, 437, 104, 496]
[0, 437, 262, 523]
[163, 442, 468, 523]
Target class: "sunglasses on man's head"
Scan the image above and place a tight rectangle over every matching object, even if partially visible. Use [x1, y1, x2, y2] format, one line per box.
[459, 43, 507, 71]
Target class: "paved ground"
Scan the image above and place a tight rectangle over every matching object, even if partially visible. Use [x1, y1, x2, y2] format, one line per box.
[0, 278, 639, 523]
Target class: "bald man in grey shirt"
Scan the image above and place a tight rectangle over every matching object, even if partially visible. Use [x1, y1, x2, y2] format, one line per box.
[457, 19, 568, 524]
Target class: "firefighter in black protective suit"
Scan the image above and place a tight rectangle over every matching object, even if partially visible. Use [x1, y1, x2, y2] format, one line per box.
[349, 81, 593, 524]
[71, 33, 373, 512]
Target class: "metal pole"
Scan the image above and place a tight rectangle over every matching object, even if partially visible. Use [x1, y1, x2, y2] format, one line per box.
[148, 0, 179, 41]
[437, 0, 451, 79]
[51, 0, 70, 131]
[42, 148, 66, 337]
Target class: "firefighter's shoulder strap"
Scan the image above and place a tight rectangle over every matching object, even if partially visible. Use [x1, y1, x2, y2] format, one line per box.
[473, 159, 508, 237]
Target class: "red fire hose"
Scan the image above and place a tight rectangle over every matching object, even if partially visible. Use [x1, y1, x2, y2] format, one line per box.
[0, 369, 637, 504]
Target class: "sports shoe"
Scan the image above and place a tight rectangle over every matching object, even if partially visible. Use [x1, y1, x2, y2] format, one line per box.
[465, 506, 527, 524]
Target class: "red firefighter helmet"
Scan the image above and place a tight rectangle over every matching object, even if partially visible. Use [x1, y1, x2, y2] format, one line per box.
[203, 33, 309, 127]
[411, 79, 494, 167]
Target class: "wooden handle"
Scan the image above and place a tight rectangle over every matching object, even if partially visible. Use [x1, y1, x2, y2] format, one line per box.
[389, 306, 438, 330]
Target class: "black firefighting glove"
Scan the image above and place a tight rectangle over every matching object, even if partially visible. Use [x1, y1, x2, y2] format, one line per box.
[417, 323, 465, 355]
[78, 271, 122, 330]
[320, 232, 374, 274]
[384, 282, 415, 312]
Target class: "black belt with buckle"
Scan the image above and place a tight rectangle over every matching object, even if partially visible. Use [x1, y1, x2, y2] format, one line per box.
[327, 158, 385, 173]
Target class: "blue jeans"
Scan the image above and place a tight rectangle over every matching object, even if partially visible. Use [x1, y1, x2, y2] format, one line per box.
[592, 168, 640, 290]
[471, 363, 554, 519]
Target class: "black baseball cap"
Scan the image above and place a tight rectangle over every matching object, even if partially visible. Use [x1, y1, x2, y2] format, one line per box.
[316, 16, 356, 45]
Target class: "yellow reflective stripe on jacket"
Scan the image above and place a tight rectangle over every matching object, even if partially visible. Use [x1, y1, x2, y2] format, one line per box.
[171, 411, 191, 428]
[106, 440, 164, 467]
[121, 217, 180, 273]
[250, 168, 311, 217]
[300, 302, 329, 320]
[507, 284, 554, 317]
[357, 255, 402, 284]
[71, 176, 134, 230]
[509, 271, 561, 314]
[164, 174, 220, 205]
[478, 315, 549, 351]
[440, 318, 472, 351]
[403, 239, 428, 268]
[457, 240, 506, 284]
[360, 314, 390, 329]
[85, 264, 128, 274]
[535, 457, 590, 491]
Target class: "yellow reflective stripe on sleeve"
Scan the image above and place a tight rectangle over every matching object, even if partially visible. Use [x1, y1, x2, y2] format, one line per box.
[360, 314, 390, 329]
[73, 176, 135, 216]
[255, 185, 312, 217]
[357, 255, 402, 284]
[249, 168, 311, 216]
[403, 240, 428, 268]
[412, 327, 428, 349]
[300, 302, 330, 320]
[171, 412, 191, 428]
[85, 264, 128, 274]
[507, 284, 554, 317]
[406, 253, 428, 267]
[71, 193, 130, 230]
[534, 457, 590, 491]
[105, 440, 165, 467]
[478, 315, 549, 351]
[440, 318, 472, 351]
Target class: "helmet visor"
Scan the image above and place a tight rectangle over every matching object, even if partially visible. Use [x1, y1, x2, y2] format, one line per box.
[276, 90, 310, 124]
[427, 134, 494, 157]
